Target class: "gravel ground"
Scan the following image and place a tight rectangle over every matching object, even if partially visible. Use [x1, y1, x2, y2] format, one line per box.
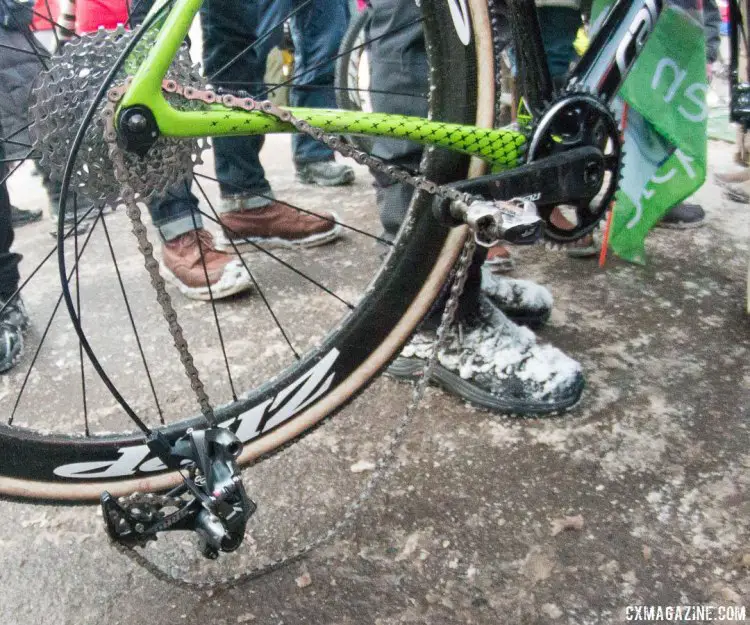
[0, 136, 747, 625]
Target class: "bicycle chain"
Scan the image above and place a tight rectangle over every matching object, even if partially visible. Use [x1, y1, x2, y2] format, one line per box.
[103, 81, 217, 426]
[103, 79, 477, 590]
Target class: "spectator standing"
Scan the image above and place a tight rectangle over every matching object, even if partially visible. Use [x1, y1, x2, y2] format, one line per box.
[367, 0, 585, 416]
[255, 0, 355, 186]
[130, 0, 347, 300]
[0, 0, 42, 371]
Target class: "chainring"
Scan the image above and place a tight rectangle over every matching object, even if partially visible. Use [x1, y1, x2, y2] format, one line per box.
[29, 26, 208, 208]
[527, 89, 623, 245]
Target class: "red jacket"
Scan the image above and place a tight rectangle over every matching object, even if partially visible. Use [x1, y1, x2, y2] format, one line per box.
[32, 0, 128, 33]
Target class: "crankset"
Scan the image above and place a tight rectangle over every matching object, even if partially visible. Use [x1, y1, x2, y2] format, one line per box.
[526, 90, 623, 244]
[101, 428, 256, 559]
[434, 145, 606, 245]
[434, 90, 621, 247]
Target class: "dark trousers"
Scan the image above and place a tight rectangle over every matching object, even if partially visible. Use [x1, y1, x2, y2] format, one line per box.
[257, 0, 350, 164]
[368, 0, 483, 324]
[0, 175, 21, 299]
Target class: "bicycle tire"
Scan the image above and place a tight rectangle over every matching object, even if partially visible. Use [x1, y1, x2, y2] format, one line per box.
[0, 0, 499, 502]
[334, 8, 375, 154]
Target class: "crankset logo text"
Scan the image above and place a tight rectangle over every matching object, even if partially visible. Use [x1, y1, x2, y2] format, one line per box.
[447, 0, 471, 45]
[53, 349, 340, 479]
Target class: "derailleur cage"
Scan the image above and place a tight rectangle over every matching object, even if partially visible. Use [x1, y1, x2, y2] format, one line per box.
[101, 427, 256, 559]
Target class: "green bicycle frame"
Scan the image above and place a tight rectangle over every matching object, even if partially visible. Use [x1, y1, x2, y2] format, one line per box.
[120, 0, 527, 168]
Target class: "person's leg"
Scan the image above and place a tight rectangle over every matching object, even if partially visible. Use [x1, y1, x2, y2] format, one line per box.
[201, 0, 342, 251]
[201, 0, 273, 205]
[0, 176, 27, 373]
[367, 0, 428, 238]
[368, 0, 485, 321]
[150, 182, 255, 302]
[369, 0, 583, 414]
[120, 0, 252, 300]
[0, 181, 21, 301]
[658, 0, 715, 229]
[288, 0, 355, 186]
[149, 182, 203, 241]
[537, 7, 581, 82]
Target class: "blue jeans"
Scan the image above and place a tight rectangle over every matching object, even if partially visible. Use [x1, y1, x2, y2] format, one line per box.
[150, 181, 204, 242]
[150, 0, 350, 240]
[257, 0, 350, 164]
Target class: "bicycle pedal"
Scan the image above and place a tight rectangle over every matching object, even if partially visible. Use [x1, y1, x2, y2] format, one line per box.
[460, 199, 543, 247]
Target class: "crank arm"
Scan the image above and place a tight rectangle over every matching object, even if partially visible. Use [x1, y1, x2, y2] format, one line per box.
[433, 145, 605, 228]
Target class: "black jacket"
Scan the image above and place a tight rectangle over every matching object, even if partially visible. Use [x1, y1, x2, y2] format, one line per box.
[0, 0, 33, 29]
[0, 1, 45, 159]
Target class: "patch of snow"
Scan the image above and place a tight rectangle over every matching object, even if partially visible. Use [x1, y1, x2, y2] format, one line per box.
[481, 270, 554, 310]
[402, 297, 580, 402]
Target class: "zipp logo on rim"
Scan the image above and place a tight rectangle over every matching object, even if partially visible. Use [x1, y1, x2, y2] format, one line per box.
[53, 349, 341, 479]
[447, 0, 471, 45]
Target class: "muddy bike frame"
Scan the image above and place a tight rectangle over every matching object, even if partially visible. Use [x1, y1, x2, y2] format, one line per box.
[118, 0, 668, 170]
[120, 0, 529, 166]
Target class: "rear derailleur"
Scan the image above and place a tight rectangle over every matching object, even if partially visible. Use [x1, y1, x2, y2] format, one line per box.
[101, 428, 256, 559]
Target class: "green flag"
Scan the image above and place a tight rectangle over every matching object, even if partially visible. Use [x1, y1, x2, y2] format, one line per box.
[591, 3, 708, 263]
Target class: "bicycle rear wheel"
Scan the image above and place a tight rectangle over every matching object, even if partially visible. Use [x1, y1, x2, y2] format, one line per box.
[0, 0, 501, 502]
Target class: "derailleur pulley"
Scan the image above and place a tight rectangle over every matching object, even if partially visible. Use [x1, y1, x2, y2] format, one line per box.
[101, 427, 256, 559]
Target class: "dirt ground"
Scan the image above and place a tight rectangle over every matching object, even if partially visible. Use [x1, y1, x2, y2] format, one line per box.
[0, 134, 747, 625]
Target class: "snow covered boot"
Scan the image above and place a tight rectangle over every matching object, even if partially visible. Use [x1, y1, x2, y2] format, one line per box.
[388, 294, 583, 416]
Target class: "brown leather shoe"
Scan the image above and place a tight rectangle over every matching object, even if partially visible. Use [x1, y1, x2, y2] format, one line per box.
[215, 200, 342, 252]
[160, 229, 253, 301]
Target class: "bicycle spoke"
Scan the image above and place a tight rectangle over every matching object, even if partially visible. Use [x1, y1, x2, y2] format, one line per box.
[8, 209, 104, 427]
[0, 154, 40, 164]
[1, 123, 31, 145]
[100, 211, 165, 426]
[196, 203, 356, 310]
[193, 172, 393, 246]
[41, 0, 61, 50]
[0, 203, 101, 319]
[192, 176, 300, 361]
[0, 41, 50, 59]
[72, 193, 89, 436]
[0, 138, 33, 151]
[186, 184, 238, 401]
[206, 0, 314, 84]
[29, 7, 80, 40]
[0, 148, 36, 186]
[254, 16, 424, 102]
[5, 11, 49, 70]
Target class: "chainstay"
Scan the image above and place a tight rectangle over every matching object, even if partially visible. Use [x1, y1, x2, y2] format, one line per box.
[104, 78, 477, 590]
[160, 79, 476, 212]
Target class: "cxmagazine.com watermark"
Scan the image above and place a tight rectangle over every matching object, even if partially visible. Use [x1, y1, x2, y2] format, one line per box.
[626, 605, 747, 622]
